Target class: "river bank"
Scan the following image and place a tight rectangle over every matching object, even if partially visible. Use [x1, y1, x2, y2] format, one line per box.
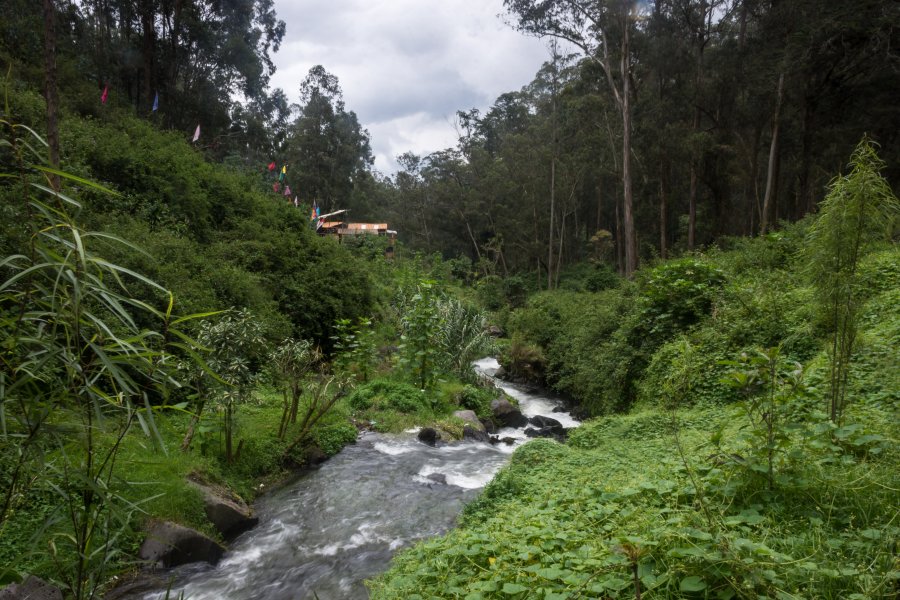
[111, 359, 580, 600]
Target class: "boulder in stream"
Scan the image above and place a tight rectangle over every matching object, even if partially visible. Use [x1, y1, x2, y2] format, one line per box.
[453, 410, 484, 430]
[0, 576, 63, 600]
[490, 398, 528, 428]
[138, 521, 225, 568]
[426, 473, 447, 485]
[189, 480, 258, 540]
[528, 415, 564, 432]
[462, 425, 490, 443]
[417, 427, 439, 447]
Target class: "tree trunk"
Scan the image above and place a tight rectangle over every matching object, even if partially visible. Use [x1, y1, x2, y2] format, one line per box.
[621, 17, 638, 276]
[760, 71, 785, 235]
[659, 162, 668, 259]
[548, 155, 555, 290]
[42, 0, 60, 189]
[140, 0, 156, 111]
[688, 0, 707, 250]
[615, 199, 624, 275]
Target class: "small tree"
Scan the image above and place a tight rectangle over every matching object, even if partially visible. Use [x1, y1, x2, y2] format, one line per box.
[722, 347, 805, 491]
[399, 281, 442, 390]
[270, 338, 318, 439]
[331, 317, 377, 382]
[805, 138, 899, 422]
[192, 309, 266, 463]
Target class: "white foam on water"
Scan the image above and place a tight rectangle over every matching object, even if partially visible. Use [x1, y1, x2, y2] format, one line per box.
[473, 357, 501, 373]
[445, 468, 501, 489]
[373, 440, 415, 455]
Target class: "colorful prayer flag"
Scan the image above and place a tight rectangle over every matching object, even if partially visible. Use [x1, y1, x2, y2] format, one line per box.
[273, 182, 281, 193]
[284, 185, 291, 197]
[267, 162, 276, 171]
[293, 196, 299, 207]
[279, 165, 286, 182]
[192, 124, 200, 142]
[100, 84, 109, 104]
[152, 92, 158, 112]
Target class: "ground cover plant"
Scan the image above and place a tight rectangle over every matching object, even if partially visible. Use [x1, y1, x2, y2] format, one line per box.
[369, 401, 898, 599]
[371, 144, 899, 598]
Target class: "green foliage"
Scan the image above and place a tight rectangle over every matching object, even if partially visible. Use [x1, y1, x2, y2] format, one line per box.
[398, 281, 443, 389]
[637, 257, 726, 342]
[805, 139, 899, 422]
[721, 346, 808, 490]
[0, 117, 208, 597]
[347, 379, 430, 414]
[434, 295, 495, 380]
[269, 337, 318, 438]
[371, 402, 898, 600]
[312, 421, 358, 456]
[195, 309, 267, 463]
[457, 385, 497, 419]
[332, 317, 378, 382]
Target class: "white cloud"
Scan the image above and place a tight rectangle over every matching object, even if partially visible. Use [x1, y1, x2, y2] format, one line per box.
[270, 0, 553, 173]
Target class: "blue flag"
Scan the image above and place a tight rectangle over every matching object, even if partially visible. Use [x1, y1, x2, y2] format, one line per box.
[152, 92, 158, 112]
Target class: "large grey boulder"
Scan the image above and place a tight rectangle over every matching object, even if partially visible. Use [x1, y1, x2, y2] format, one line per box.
[189, 481, 258, 540]
[0, 577, 63, 600]
[490, 398, 528, 428]
[453, 410, 484, 430]
[138, 521, 225, 568]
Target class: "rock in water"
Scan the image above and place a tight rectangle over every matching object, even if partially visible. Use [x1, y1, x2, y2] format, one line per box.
[462, 425, 490, 443]
[0, 576, 63, 600]
[528, 415, 564, 432]
[190, 481, 258, 540]
[417, 427, 439, 447]
[139, 521, 225, 568]
[453, 410, 484, 430]
[426, 473, 447, 485]
[490, 398, 528, 428]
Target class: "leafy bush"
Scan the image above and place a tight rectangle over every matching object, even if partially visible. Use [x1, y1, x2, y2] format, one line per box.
[457, 385, 496, 418]
[637, 257, 726, 342]
[313, 422, 358, 456]
[475, 275, 506, 310]
[347, 379, 428, 413]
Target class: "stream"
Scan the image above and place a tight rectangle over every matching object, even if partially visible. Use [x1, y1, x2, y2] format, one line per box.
[136, 358, 579, 600]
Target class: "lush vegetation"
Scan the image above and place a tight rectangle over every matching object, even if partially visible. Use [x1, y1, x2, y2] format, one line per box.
[370, 144, 899, 598]
[0, 94, 496, 597]
[2, 1, 897, 598]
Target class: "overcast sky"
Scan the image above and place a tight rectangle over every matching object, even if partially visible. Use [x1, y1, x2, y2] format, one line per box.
[270, 0, 554, 174]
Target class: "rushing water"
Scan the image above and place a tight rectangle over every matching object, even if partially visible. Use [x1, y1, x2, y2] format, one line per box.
[135, 358, 579, 600]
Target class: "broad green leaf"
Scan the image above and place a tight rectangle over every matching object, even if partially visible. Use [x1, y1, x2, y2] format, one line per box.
[679, 576, 707, 592]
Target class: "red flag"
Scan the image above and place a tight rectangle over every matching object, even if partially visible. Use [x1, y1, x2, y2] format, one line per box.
[273, 182, 281, 193]
[267, 162, 276, 171]
[100, 84, 109, 104]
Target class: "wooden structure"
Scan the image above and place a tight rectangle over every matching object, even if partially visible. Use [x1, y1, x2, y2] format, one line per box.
[314, 209, 397, 258]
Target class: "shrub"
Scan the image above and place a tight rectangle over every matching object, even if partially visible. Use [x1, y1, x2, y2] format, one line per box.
[457, 385, 496, 419]
[637, 257, 726, 342]
[347, 379, 427, 413]
[313, 422, 358, 456]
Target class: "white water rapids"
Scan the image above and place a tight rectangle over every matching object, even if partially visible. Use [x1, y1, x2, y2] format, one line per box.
[132, 358, 580, 600]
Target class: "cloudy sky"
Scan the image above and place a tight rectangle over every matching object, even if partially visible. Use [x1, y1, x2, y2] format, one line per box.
[270, 0, 554, 174]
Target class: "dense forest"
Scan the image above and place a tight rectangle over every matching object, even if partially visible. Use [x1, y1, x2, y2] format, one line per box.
[3, 1, 896, 277]
[0, 0, 898, 599]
